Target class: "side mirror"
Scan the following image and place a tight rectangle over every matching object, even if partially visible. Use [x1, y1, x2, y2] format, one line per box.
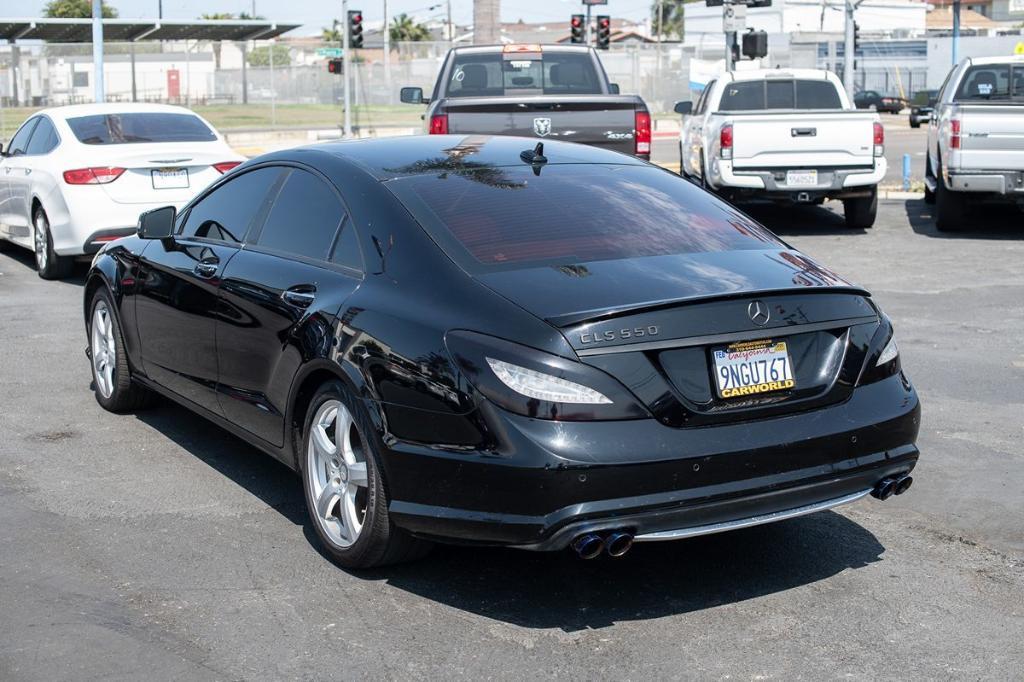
[674, 101, 693, 116]
[138, 205, 176, 240]
[608, 83, 620, 94]
[400, 86, 425, 104]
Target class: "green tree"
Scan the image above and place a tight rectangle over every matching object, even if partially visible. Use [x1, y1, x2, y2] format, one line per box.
[43, 0, 118, 18]
[651, 0, 690, 41]
[390, 13, 431, 42]
[247, 43, 291, 67]
[322, 19, 343, 43]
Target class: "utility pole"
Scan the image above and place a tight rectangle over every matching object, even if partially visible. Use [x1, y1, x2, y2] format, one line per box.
[585, 3, 592, 45]
[722, 1, 745, 72]
[952, 0, 961, 66]
[158, 0, 162, 19]
[342, 0, 352, 137]
[384, 0, 391, 104]
[843, 0, 856, 99]
[447, 0, 453, 41]
[92, 0, 105, 103]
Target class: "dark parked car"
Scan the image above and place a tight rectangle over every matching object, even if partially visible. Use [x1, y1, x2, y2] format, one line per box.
[84, 136, 920, 568]
[400, 44, 652, 159]
[909, 89, 938, 128]
[854, 90, 906, 114]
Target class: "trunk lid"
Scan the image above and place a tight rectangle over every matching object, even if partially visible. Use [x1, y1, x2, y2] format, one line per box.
[443, 95, 640, 156]
[725, 111, 877, 168]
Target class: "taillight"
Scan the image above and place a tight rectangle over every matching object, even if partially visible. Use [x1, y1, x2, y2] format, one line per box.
[213, 161, 242, 174]
[634, 110, 651, 155]
[63, 167, 125, 185]
[428, 113, 448, 135]
[950, 119, 961, 149]
[720, 124, 733, 159]
[873, 121, 884, 157]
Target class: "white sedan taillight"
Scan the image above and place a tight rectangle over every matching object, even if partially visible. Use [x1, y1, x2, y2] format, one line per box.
[63, 167, 125, 185]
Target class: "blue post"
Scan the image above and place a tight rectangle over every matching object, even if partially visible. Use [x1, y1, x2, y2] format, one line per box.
[952, 0, 960, 66]
[903, 153, 911, 191]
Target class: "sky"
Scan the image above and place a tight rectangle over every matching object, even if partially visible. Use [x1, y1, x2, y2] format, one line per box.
[15, 0, 658, 36]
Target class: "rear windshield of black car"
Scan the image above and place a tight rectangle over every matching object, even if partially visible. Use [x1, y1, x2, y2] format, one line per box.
[953, 64, 1024, 101]
[387, 164, 782, 271]
[66, 113, 217, 144]
[718, 79, 843, 111]
[444, 52, 603, 97]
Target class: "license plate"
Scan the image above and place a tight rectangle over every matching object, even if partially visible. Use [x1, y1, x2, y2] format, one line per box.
[713, 339, 795, 399]
[151, 168, 189, 189]
[786, 170, 817, 187]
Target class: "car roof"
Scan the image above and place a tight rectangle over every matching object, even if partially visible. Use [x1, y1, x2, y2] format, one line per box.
[965, 55, 1024, 66]
[727, 68, 838, 82]
[36, 102, 204, 121]
[450, 44, 593, 56]
[304, 135, 647, 182]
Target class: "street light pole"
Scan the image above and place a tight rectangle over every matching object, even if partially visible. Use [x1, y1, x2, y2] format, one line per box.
[384, 0, 391, 104]
[342, 0, 352, 137]
[952, 0, 961, 66]
[843, 0, 856, 100]
[92, 0, 105, 103]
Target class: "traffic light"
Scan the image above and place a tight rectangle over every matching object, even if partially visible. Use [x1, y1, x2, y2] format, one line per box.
[570, 14, 584, 44]
[853, 22, 860, 52]
[348, 10, 363, 48]
[327, 58, 343, 75]
[596, 15, 611, 50]
[741, 30, 768, 59]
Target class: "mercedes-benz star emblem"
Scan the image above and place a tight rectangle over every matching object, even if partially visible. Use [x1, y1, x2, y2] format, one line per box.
[748, 300, 771, 326]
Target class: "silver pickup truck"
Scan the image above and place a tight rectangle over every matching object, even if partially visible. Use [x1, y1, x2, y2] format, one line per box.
[925, 56, 1024, 231]
[400, 44, 651, 159]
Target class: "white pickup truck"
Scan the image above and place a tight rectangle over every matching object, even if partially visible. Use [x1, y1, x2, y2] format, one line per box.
[925, 56, 1024, 231]
[674, 69, 886, 228]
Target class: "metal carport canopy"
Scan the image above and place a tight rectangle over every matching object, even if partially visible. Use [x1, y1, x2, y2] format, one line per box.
[0, 18, 299, 42]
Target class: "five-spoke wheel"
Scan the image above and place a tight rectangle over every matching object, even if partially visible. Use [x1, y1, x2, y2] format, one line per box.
[307, 399, 369, 548]
[91, 299, 116, 399]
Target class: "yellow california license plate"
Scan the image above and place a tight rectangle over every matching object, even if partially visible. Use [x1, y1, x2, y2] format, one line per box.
[713, 339, 795, 398]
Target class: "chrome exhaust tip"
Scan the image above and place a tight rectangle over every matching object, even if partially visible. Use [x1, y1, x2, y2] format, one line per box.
[871, 477, 897, 501]
[893, 474, 914, 496]
[605, 531, 634, 558]
[571, 533, 604, 560]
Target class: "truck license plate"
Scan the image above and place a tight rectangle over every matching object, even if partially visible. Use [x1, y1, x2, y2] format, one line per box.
[151, 168, 189, 189]
[713, 339, 795, 399]
[786, 170, 817, 187]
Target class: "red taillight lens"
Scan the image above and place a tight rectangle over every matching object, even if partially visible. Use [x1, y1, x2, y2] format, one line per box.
[950, 119, 961, 149]
[873, 121, 885, 157]
[63, 167, 125, 185]
[634, 111, 651, 155]
[720, 124, 733, 159]
[213, 161, 242, 174]
[428, 114, 448, 135]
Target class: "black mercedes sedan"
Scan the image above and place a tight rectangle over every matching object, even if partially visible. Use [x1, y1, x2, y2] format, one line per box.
[83, 135, 920, 568]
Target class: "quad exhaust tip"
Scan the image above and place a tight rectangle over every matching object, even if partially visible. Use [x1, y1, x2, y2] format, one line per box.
[571, 530, 635, 559]
[871, 474, 913, 501]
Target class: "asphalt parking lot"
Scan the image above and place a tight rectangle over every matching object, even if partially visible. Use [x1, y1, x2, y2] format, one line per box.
[1, 198, 1022, 679]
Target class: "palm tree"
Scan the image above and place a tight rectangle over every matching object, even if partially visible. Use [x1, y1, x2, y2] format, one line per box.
[390, 13, 432, 42]
[200, 13, 236, 69]
[322, 19, 343, 43]
[651, 0, 690, 41]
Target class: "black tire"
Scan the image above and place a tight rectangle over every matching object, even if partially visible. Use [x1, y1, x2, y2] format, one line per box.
[843, 186, 877, 229]
[909, 119, 920, 129]
[923, 155, 936, 205]
[33, 207, 74, 280]
[935, 161, 967, 232]
[87, 288, 154, 412]
[301, 380, 431, 569]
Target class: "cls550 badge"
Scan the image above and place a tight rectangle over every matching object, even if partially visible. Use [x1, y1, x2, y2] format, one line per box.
[580, 326, 659, 345]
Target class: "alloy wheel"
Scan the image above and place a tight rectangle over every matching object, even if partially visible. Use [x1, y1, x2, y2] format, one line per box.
[34, 213, 48, 272]
[91, 300, 116, 399]
[307, 400, 369, 548]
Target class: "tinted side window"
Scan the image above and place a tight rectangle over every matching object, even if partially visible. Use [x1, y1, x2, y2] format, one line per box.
[954, 65, 1013, 100]
[256, 169, 344, 261]
[697, 80, 715, 113]
[182, 167, 282, 244]
[26, 117, 59, 155]
[795, 80, 842, 108]
[7, 118, 39, 156]
[330, 216, 362, 272]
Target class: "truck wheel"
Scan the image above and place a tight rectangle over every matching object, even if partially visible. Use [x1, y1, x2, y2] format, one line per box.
[910, 119, 920, 129]
[843, 187, 877, 229]
[34, 208, 74, 280]
[935, 165, 966, 232]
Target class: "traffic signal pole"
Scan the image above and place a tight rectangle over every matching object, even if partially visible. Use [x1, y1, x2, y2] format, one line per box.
[585, 3, 592, 45]
[342, 0, 352, 137]
[843, 0, 861, 99]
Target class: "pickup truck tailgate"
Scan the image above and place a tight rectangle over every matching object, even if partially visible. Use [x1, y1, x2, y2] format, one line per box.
[955, 105, 1024, 171]
[727, 112, 877, 168]
[444, 96, 640, 155]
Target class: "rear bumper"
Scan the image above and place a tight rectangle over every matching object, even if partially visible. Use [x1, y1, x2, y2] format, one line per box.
[708, 158, 885, 198]
[947, 170, 1024, 195]
[383, 371, 921, 550]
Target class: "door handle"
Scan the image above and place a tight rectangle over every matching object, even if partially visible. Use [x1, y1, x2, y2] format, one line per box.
[193, 261, 218, 278]
[281, 286, 316, 308]
[792, 128, 817, 137]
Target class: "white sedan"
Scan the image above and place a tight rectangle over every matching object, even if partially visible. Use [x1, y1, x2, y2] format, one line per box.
[0, 103, 244, 279]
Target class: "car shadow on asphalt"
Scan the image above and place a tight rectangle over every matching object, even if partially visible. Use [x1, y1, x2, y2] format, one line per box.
[366, 511, 884, 632]
[735, 201, 862, 236]
[0, 245, 89, 285]
[904, 199, 1024, 239]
